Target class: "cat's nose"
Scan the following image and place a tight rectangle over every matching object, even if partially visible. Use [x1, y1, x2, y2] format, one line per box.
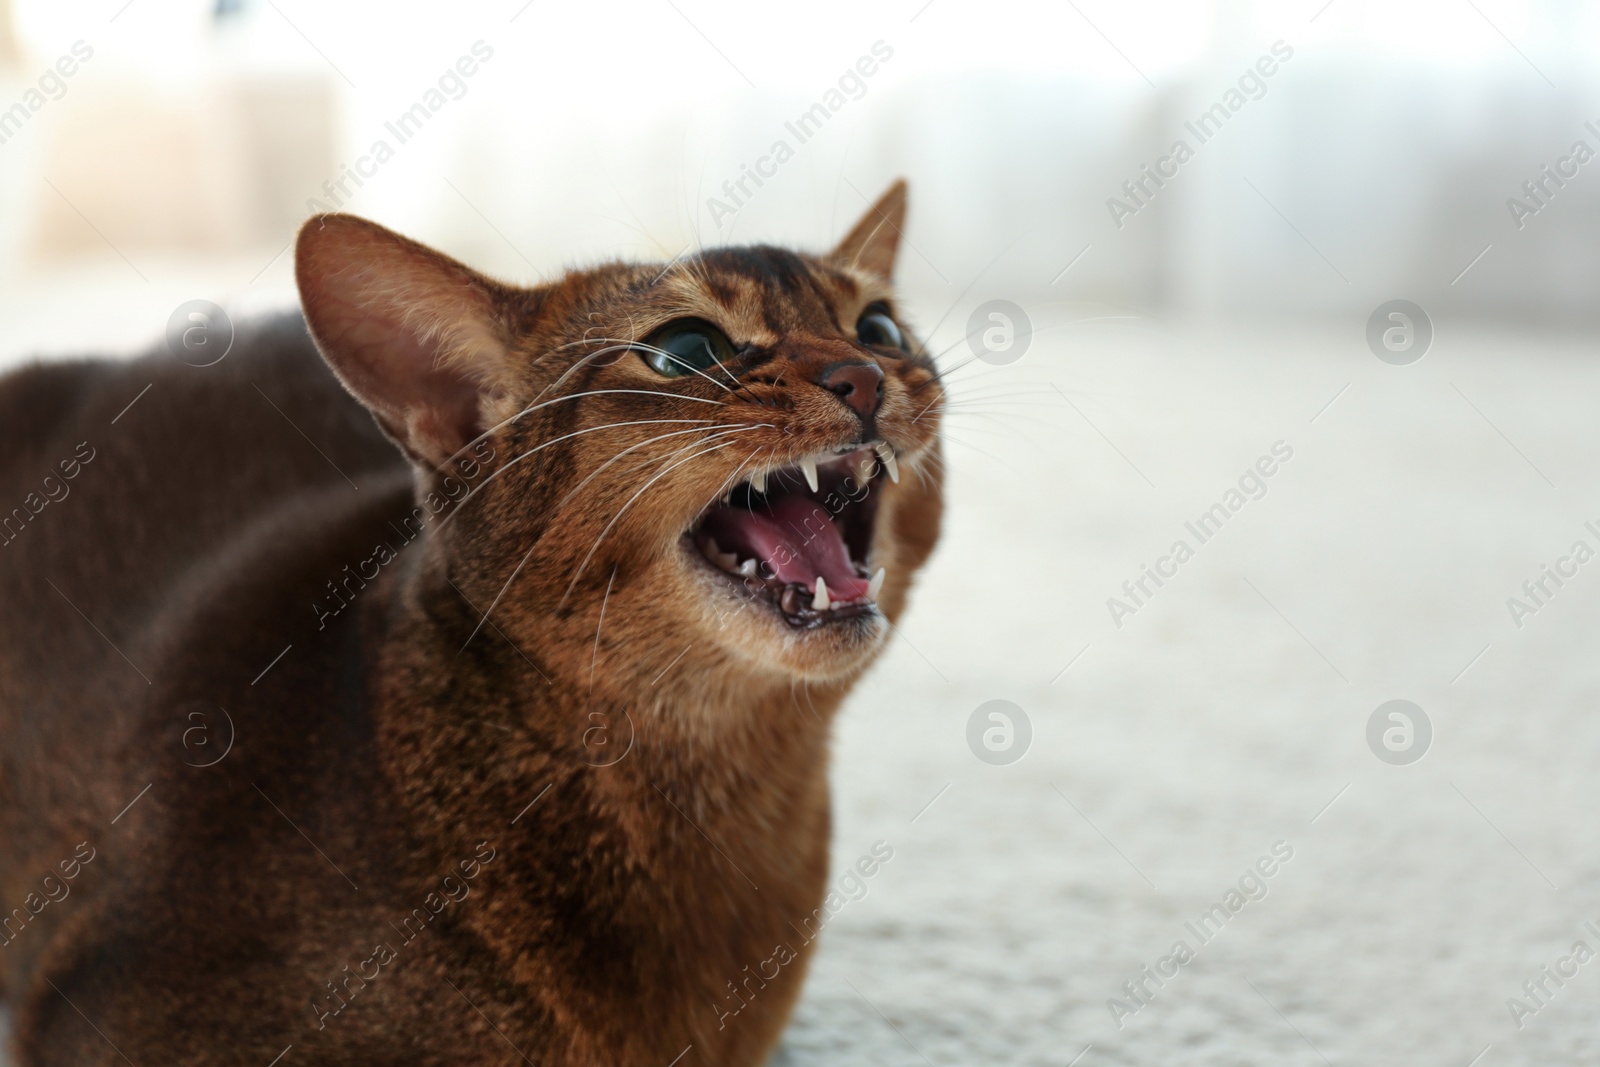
[817, 360, 884, 420]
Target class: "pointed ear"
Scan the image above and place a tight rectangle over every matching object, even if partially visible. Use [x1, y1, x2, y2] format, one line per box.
[295, 213, 516, 472]
[832, 179, 907, 280]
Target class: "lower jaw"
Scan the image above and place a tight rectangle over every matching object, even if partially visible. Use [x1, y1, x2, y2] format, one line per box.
[685, 540, 880, 632]
[770, 585, 878, 630]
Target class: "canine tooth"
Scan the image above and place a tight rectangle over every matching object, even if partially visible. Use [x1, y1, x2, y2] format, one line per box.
[811, 576, 830, 611]
[737, 558, 757, 577]
[750, 470, 767, 494]
[874, 442, 899, 484]
[867, 567, 885, 600]
[799, 456, 819, 492]
[718, 551, 740, 571]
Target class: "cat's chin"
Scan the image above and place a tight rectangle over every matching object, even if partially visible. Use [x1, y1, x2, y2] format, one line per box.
[683, 549, 891, 680]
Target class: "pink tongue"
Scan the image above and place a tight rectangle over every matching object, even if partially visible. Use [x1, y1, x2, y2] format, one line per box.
[718, 497, 869, 599]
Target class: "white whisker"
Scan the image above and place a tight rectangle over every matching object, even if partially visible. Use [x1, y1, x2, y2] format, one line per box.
[434, 388, 727, 476]
[435, 418, 720, 534]
[523, 342, 671, 409]
[558, 436, 743, 611]
[464, 426, 768, 645]
[551, 424, 773, 514]
[589, 565, 617, 694]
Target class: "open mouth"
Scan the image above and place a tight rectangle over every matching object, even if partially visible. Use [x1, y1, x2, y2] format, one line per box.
[687, 441, 899, 628]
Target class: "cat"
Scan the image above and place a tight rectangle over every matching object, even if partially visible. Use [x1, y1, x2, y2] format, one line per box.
[0, 180, 944, 1066]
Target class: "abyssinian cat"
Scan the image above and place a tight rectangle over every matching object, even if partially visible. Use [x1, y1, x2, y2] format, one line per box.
[0, 180, 943, 1066]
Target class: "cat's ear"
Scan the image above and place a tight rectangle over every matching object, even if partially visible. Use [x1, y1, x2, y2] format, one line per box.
[295, 213, 516, 472]
[832, 179, 907, 280]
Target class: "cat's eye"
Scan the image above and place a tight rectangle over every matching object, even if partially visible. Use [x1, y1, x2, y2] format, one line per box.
[640, 319, 737, 378]
[855, 306, 906, 351]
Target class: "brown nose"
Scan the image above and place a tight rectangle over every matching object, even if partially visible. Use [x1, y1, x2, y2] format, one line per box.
[817, 360, 884, 420]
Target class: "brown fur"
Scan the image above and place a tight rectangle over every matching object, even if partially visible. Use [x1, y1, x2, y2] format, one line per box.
[0, 181, 942, 1066]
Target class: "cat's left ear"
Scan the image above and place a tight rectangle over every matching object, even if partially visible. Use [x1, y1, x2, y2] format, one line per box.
[295, 213, 517, 473]
[832, 179, 907, 280]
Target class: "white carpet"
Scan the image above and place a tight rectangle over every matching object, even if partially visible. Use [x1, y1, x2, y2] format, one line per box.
[7, 302, 1600, 1066]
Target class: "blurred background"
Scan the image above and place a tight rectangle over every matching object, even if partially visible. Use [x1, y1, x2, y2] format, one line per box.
[6, 0, 1600, 336]
[7, 1, 1600, 1065]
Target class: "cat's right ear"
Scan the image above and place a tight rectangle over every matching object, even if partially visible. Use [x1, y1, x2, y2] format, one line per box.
[295, 213, 515, 473]
[832, 178, 908, 280]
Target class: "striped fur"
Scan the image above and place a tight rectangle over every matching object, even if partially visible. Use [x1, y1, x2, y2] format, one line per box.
[0, 182, 943, 1067]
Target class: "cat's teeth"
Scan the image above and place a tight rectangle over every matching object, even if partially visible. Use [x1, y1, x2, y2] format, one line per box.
[736, 558, 757, 577]
[703, 537, 740, 573]
[874, 442, 899, 484]
[867, 567, 886, 601]
[811, 576, 830, 611]
[799, 456, 819, 493]
[750, 470, 767, 494]
[722, 489, 733, 505]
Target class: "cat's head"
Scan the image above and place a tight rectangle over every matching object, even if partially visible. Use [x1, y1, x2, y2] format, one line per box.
[295, 182, 942, 691]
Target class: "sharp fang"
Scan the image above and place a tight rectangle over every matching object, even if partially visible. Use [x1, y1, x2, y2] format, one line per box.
[737, 558, 757, 577]
[874, 442, 899, 484]
[867, 567, 885, 600]
[799, 456, 819, 493]
[750, 470, 767, 494]
[811, 576, 830, 611]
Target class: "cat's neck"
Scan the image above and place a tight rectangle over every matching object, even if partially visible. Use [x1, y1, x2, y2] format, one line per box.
[365, 527, 843, 860]
[361, 540, 839, 1060]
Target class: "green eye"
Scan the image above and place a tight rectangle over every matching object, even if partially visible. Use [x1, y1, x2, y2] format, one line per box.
[856, 306, 906, 351]
[640, 319, 737, 378]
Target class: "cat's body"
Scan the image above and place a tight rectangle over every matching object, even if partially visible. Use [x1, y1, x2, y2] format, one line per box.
[0, 183, 942, 1066]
